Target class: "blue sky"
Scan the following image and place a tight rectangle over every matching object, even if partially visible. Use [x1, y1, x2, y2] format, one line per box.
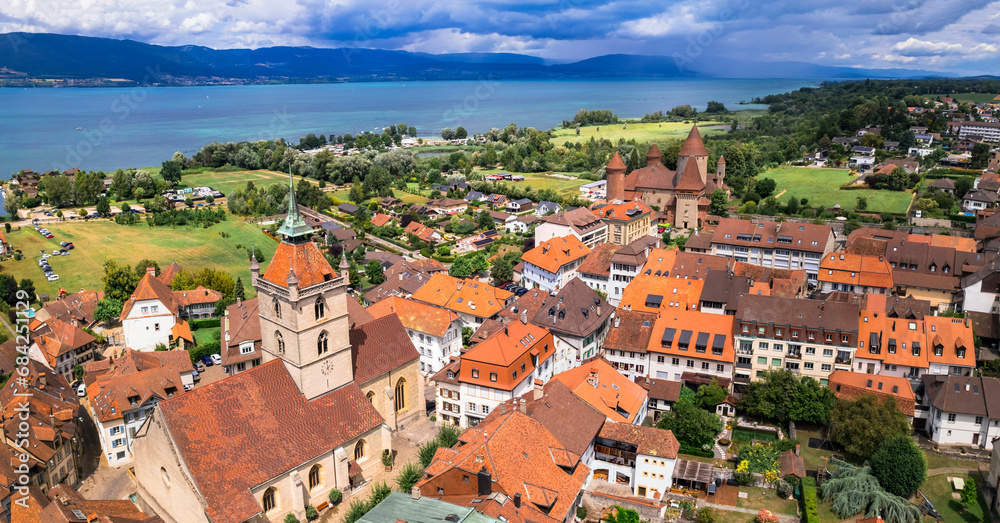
[2, 0, 998, 74]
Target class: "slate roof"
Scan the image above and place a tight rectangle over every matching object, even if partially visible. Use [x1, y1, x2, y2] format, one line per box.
[350, 314, 420, 385]
[529, 278, 611, 339]
[156, 360, 383, 523]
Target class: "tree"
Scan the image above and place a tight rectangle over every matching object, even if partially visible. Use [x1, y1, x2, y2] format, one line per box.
[234, 277, 245, 301]
[695, 507, 716, 523]
[961, 476, 979, 506]
[695, 379, 728, 409]
[971, 143, 990, 170]
[842, 218, 862, 236]
[490, 258, 513, 285]
[708, 189, 728, 217]
[4, 193, 21, 219]
[102, 260, 141, 303]
[441, 128, 457, 140]
[18, 279, 35, 302]
[477, 210, 494, 230]
[462, 326, 473, 346]
[738, 370, 834, 424]
[283, 514, 299, 523]
[656, 394, 723, 447]
[602, 506, 641, 523]
[396, 462, 424, 494]
[820, 458, 921, 523]
[94, 298, 124, 324]
[365, 260, 386, 285]
[455, 126, 468, 139]
[829, 394, 909, 459]
[160, 160, 182, 184]
[248, 245, 266, 263]
[133, 259, 161, 278]
[348, 268, 360, 289]
[74, 171, 104, 204]
[855, 196, 868, 210]
[955, 177, 974, 199]
[754, 178, 777, 198]
[205, 195, 214, 204]
[870, 434, 926, 497]
[418, 440, 440, 468]
[96, 196, 111, 216]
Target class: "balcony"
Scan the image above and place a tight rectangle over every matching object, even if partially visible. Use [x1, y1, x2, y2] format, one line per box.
[734, 374, 751, 384]
[786, 352, 802, 360]
[595, 444, 636, 467]
[736, 362, 753, 370]
[835, 356, 852, 365]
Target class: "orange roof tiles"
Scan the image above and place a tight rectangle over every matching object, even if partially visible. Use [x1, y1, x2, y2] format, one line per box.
[828, 370, 915, 416]
[857, 311, 974, 369]
[639, 247, 678, 276]
[679, 125, 708, 157]
[926, 315, 974, 367]
[819, 252, 893, 289]
[619, 276, 704, 313]
[349, 314, 420, 384]
[598, 421, 680, 458]
[647, 309, 735, 363]
[174, 286, 222, 307]
[607, 152, 626, 170]
[262, 240, 338, 288]
[121, 272, 177, 319]
[550, 358, 647, 423]
[171, 319, 194, 344]
[591, 199, 653, 222]
[365, 296, 460, 338]
[576, 243, 621, 277]
[410, 273, 514, 319]
[460, 322, 554, 391]
[521, 234, 591, 274]
[157, 360, 382, 523]
[371, 213, 392, 227]
[675, 158, 705, 191]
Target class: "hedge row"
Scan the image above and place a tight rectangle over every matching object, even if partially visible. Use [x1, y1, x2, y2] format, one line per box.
[189, 318, 221, 330]
[678, 444, 714, 458]
[949, 214, 976, 223]
[801, 476, 819, 523]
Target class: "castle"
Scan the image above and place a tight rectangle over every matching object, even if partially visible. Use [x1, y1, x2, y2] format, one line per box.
[605, 125, 727, 231]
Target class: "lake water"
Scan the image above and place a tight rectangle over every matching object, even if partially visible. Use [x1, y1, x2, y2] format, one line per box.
[0, 78, 820, 176]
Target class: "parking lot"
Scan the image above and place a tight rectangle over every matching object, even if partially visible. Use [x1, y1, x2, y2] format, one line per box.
[193, 361, 227, 388]
[31, 224, 75, 282]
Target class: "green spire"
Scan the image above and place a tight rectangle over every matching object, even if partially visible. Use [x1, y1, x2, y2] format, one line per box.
[275, 170, 313, 241]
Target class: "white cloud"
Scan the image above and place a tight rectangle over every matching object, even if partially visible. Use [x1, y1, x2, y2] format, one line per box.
[616, 3, 721, 38]
[180, 13, 217, 34]
[891, 37, 962, 55]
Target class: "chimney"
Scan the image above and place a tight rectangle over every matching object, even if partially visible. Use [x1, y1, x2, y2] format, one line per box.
[504, 326, 509, 337]
[519, 398, 527, 414]
[411, 486, 421, 500]
[146, 266, 155, 276]
[795, 444, 801, 456]
[520, 309, 528, 325]
[501, 401, 506, 414]
[513, 492, 522, 508]
[477, 468, 492, 496]
[533, 379, 543, 401]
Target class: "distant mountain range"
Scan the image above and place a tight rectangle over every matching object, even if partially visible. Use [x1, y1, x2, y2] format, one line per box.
[0, 32, 954, 85]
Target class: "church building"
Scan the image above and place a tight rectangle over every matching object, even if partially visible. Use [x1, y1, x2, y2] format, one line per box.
[605, 125, 727, 231]
[132, 175, 421, 523]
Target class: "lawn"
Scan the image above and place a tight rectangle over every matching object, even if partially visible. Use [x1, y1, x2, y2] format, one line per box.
[919, 473, 988, 523]
[192, 325, 220, 346]
[550, 120, 726, 146]
[176, 169, 295, 197]
[736, 486, 799, 516]
[925, 452, 980, 472]
[924, 93, 1000, 104]
[4, 220, 276, 299]
[794, 425, 836, 473]
[758, 166, 914, 214]
[476, 169, 593, 200]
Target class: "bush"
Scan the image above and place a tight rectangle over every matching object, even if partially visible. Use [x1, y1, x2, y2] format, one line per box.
[576, 507, 587, 519]
[342, 499, 369, 523]
[305, 505, 318, 521]
[773, 438, 799, 453]
[396, 462, 424, 493]
[284, 514, 299, 523]
[870, 434, 926, 497]
[419, 440, 440, 468]
[437, 424, 460, 448]
[679, 443, 715, 458]
[801, 477, 818, 523]
[189, 318, 222, 329]
[696, 507, 716, 523]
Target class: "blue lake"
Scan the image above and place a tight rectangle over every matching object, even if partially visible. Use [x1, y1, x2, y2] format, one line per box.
[0, 78, 820, 176]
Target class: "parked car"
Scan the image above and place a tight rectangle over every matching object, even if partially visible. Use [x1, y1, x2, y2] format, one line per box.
[45, 233, 53, 238]
[52, 249, 61, 255]
[59, 249, 68, 255]
[194, 361, 205, 372]
[66, 243, 74, 249]
[47, 274, 59, 282]
[184, 384, 193, 392]
[515, 287, 528, 296]
[41, 253, 51, 259]
[210, 354, 222, 365]
[192, 369, 201, 382]
[59, 241, 68, 247]
[200, 355, 214, 367]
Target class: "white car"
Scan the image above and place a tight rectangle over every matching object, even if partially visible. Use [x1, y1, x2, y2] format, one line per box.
[210, 354, 222, 365]
[76, 383, 86, 397]
[41, 253, 51, 259]
[52, 249, 61, 255]
[47, 274, 59, 281]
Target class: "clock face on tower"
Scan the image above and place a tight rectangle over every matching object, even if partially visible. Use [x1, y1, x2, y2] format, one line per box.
[321, 359, 337, 376]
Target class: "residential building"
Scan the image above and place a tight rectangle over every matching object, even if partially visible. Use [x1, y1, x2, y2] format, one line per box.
[410, 273, 515, 325]
[592, 421, 680, 501]
[670, 251, 732, 280]
[33, 288, 104, 328]
[86, 349, 189, 467]
[359, 491, 503, 523]
[591, 199, 655, 246]
[520, 234, 591, 292]
[121, 268, 222, 350]
[370, 213, 392, 227]
[488, 210, 512, 226]
[962, 257, 1000, 313]
[24, 484, 151, 523]
[504, 213, 537, 233]
[633, 376, 682, 421]
[455, 230, 499, 254]
[0, 359, 84, 492]
[921, 375, 1000, 447]
[602, 308, 658, 380]
[963, 188, 999, 211]
[404, 221, 442, 244]
[827, 370, 915, 421]
[617, 276, 704, 313]
[855, 311, 975, 380]
[709, 218, 835, 282]
[604, 128, 727, 231]
[734, 295, 859, 387]
[549, 357, 648, 424]
[28, 318, 97, 382]
[604, 236, 662, 306]
[534, 200, 562, 216]
[414, 410, 589, 523]
[698, 269, 753, 315]
[430, 321, 555, 428]
[425, 197, 468, 215]
[220, 297, 263, 376]
[529, 278, 613, 373]
[959, 121, 1000, 142]
[505, 198, 534, 213]
[647, 309, 735, 390]
[535, 207, 608, 248]
[850, 155, 876, 170]
[366, 296, 463, 375]
[363, 259, 446, 304]
[577, 242, 622, 297]
[817, 252, 894, 295]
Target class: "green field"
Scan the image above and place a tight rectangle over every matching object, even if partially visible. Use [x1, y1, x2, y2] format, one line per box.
[550, 120, 726, 146]
[924, 93, 1000, 104]
[758, 166, 914, 214]
[192, 325, 220, 345]
[477, 170, 592, 199]
[176, 169, 296, 196]
[4, 220, 276, 299]
[919, 473, 988, 523]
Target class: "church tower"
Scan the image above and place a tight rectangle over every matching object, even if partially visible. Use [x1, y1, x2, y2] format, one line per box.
[253, 173, 352, 400]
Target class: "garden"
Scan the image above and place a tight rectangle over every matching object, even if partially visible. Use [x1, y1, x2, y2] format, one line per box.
[757, 166, 914, 214]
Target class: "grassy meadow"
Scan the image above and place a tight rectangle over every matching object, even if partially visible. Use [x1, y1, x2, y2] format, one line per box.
[550, 120, 727, 146]
[924, 92, 1000, 104]
[4, 220, 276, 299]
[758, 166, 914, 214]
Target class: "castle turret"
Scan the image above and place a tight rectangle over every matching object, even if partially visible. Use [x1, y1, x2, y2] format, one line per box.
[606, 152, 626, 202]
[646, 143, 662, 166]
[676, 125, 709, 184]
[716, 155, 726, 187]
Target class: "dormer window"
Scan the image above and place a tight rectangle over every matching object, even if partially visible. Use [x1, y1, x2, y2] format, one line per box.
[943, 265, 950, 274]
[472, 369, 479, 379]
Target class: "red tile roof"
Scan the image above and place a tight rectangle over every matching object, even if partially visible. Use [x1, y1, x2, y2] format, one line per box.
[679, 125, 708, 157]
[410, 273, 514, 319]
[174, 286, 222, 307]
[577, 242, 621, 277]
[460, 322, 554, 391]
[520, 235, 591, 274]
[221, 298, 262, 366]
[156, 360, 383, 523]
[828, 370, 915, 416]
[598, 421, 679, 458]
[675, 158, 705, 191]
[365, 296, 459, 338]
[262, 240, 338, 288]
[350, 314, 420, 384]
[371, 213, 392, 227]
[550, 358, 647, 423]
[121, 273, 177, 319]
[607, 152, 626, 170]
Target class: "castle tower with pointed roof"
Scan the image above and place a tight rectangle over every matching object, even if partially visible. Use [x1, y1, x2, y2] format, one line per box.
[606, 152, 626, 202]
[254, 172, 353, 399]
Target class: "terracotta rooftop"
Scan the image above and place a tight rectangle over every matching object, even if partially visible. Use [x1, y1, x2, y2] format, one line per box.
[221, 297, 262, 367]
[539, 207, 606, 235]
[670, 252, 732, 280]
[633, 376, 682, 403]
[607, 152, 626, 170]
[350, 314, 420, 384]
[550, 357, 647, 424]
[156, 360, 383, 523]
[591, 199, 653, 222]
[618, 276, 704, 313]
[675, 157, 705, 192]
[603, 309, 658, 355]
[262, 240, 338, 289]
[647, 309, 735, 364]
[679, 125, 708, 157]
[460, 321, 554, 391]
[363, 259, 446, 303]
[712, 218, 833, 254]
[577, 242, 621, 277]
[521, 235, 591, 274]
[828, 370, 915, 416]
[121, 272, 177, 319]
[498, 289, 549, 323]
[819, 252, 893, 289]
[365, 296, 460, 338]
[410, 273, 514, 320]
[598, 421, 680, 458]
[157, 261, 183, 286]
